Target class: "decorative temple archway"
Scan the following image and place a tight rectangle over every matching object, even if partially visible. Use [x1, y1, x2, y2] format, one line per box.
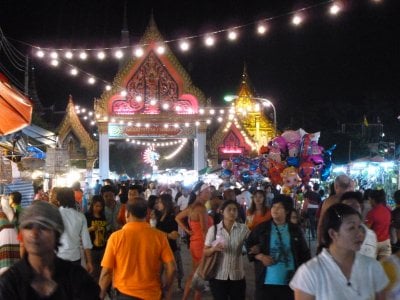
[94, 17, 208, 179]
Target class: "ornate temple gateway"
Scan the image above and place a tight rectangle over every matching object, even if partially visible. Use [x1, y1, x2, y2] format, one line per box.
[58, 18, 276, 180]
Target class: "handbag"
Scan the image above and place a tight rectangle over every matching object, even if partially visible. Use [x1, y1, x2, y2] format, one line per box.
[196, 224, 220, 280]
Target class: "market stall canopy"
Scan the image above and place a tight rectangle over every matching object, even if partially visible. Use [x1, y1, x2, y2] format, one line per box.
[0, 74, 33, 135]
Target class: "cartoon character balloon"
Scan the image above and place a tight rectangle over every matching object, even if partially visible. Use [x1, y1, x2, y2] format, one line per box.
[299, 161, 315, 185]
[267, 161, 285, 186]
[280, 166, 301, 195]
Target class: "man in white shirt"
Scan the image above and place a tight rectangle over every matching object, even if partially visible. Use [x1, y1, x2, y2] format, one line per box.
[56, 187, 93, 273]
[177, 188, 190, 212]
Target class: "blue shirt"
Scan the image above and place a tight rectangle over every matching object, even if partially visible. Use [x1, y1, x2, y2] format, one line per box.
[264, 223, 295, 285]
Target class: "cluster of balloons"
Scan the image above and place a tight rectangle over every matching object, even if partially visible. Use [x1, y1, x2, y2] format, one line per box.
[220, 128, 336, 192]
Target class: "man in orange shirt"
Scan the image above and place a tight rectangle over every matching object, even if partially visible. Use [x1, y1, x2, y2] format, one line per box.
[99, 196, 176, 300]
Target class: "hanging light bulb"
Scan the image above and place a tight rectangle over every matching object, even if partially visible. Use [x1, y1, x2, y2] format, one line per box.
[97, 51, 106, 60]
[292, 14, 303, 26]
[120, 90, 127, 97]
[70, 68, 78, 76]
[50, 51, 58, 59]
[36, 49, 45, 58]
[105, 85, 112, 91]
[156, 45, 165, 54]
[88, 77, 96, 84]
[257, 23, 268, 35]
[329, 2, 342, 15]
[114, 50, 124, 59]
[204, 35, 215, 47]
[179, 40, 190, 52]
[227, 30, 238, 41]
[134, 48, 144, 57]
[65, 51, 73, 59]
[50, 59, 59, 67]
[79, 51, 88, 60]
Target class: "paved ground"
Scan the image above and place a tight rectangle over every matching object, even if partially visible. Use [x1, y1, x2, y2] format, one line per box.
[170, 234, 317, 299]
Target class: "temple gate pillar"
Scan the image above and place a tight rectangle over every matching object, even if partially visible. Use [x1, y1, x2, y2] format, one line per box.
[98, 122, 109, 180]
[194, 123, 207, 171]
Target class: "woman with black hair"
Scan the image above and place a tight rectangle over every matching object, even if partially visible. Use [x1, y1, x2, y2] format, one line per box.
[155, 193, 183, 291]
[204, 200, 250, 300]
[85, 195, 107, 282]
[365, 189, 391, 259]
[290, 203, 388, 300]
[246, 194, 310, 300]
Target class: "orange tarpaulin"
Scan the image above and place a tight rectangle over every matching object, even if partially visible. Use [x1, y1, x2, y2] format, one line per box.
[0, 75, 33, 136]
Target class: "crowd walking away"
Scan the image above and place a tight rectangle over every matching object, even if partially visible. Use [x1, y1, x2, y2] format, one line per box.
[3, 177, 400, 299]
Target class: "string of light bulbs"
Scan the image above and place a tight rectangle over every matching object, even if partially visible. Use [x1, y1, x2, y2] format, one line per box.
[16, 0, 382, 93]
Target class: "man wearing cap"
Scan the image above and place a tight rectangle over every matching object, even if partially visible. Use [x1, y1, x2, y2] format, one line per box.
[99, 196, 175, 300]
[0, 201, 100, 299]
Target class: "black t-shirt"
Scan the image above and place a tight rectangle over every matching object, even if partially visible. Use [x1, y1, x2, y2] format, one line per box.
[156, 214, 178, 252]
[304, 191, 321, 206]
[392, 207, 400, 229]
[85, 213, 107, 250]
[0, 256, 100, 300]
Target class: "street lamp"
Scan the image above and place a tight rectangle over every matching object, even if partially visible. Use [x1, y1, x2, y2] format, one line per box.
[224, 95, 277, 134]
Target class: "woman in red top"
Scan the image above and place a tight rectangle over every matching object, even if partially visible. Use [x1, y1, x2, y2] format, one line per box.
[365, 189, 391, 260]
[246, 190, 272, 231]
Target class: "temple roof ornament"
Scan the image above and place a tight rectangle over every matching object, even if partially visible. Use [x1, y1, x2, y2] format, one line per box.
[95, 17, 206, 120]
[209, 69, 276, 161]
[57, 95, 98, 163]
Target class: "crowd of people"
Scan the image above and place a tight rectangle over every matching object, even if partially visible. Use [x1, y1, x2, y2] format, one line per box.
[0, 175, 400, 299]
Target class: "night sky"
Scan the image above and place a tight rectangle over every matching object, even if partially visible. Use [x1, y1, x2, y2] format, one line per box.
[1, 0, 399, 134]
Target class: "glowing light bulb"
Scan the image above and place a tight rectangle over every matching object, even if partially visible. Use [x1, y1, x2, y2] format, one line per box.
[206, 119, 211, 124]
[134, 48, 144, 57]
[65, 51, 73, 59]
[88, 77, 96, 84]
[114, 50, 124, 59]
[105, 85, 112, 91]
[50, 59, 59, 67]
[36, 50, 45, 58]
[209, 109, 215, 115]
[257, 23, 268, 35]
[174, 123, 179, 128]
[292, 15, 303, 26]
[195, 121, 200, 126]
[205, 36, 215, 47]
[164, 124, 169, 128]
[156, 45, 165, 54]
[50, 51, 58, 59]
[150, 99, 157, 105]
[179, 41, 190, 51]
[217, 117, 223, 122]
[184, 122, 190, 127]
[199, 108, 205, 115]
[79, 52, 88, 60]
[329, 3, 342, 15]
[162, 103, 170, 110]
[97, 51, 106, 60]
[120, 90, 127, 97]
[70, 68, 78, 76]
[135, 95, 142, 102]
[228, 31, 238, 40]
